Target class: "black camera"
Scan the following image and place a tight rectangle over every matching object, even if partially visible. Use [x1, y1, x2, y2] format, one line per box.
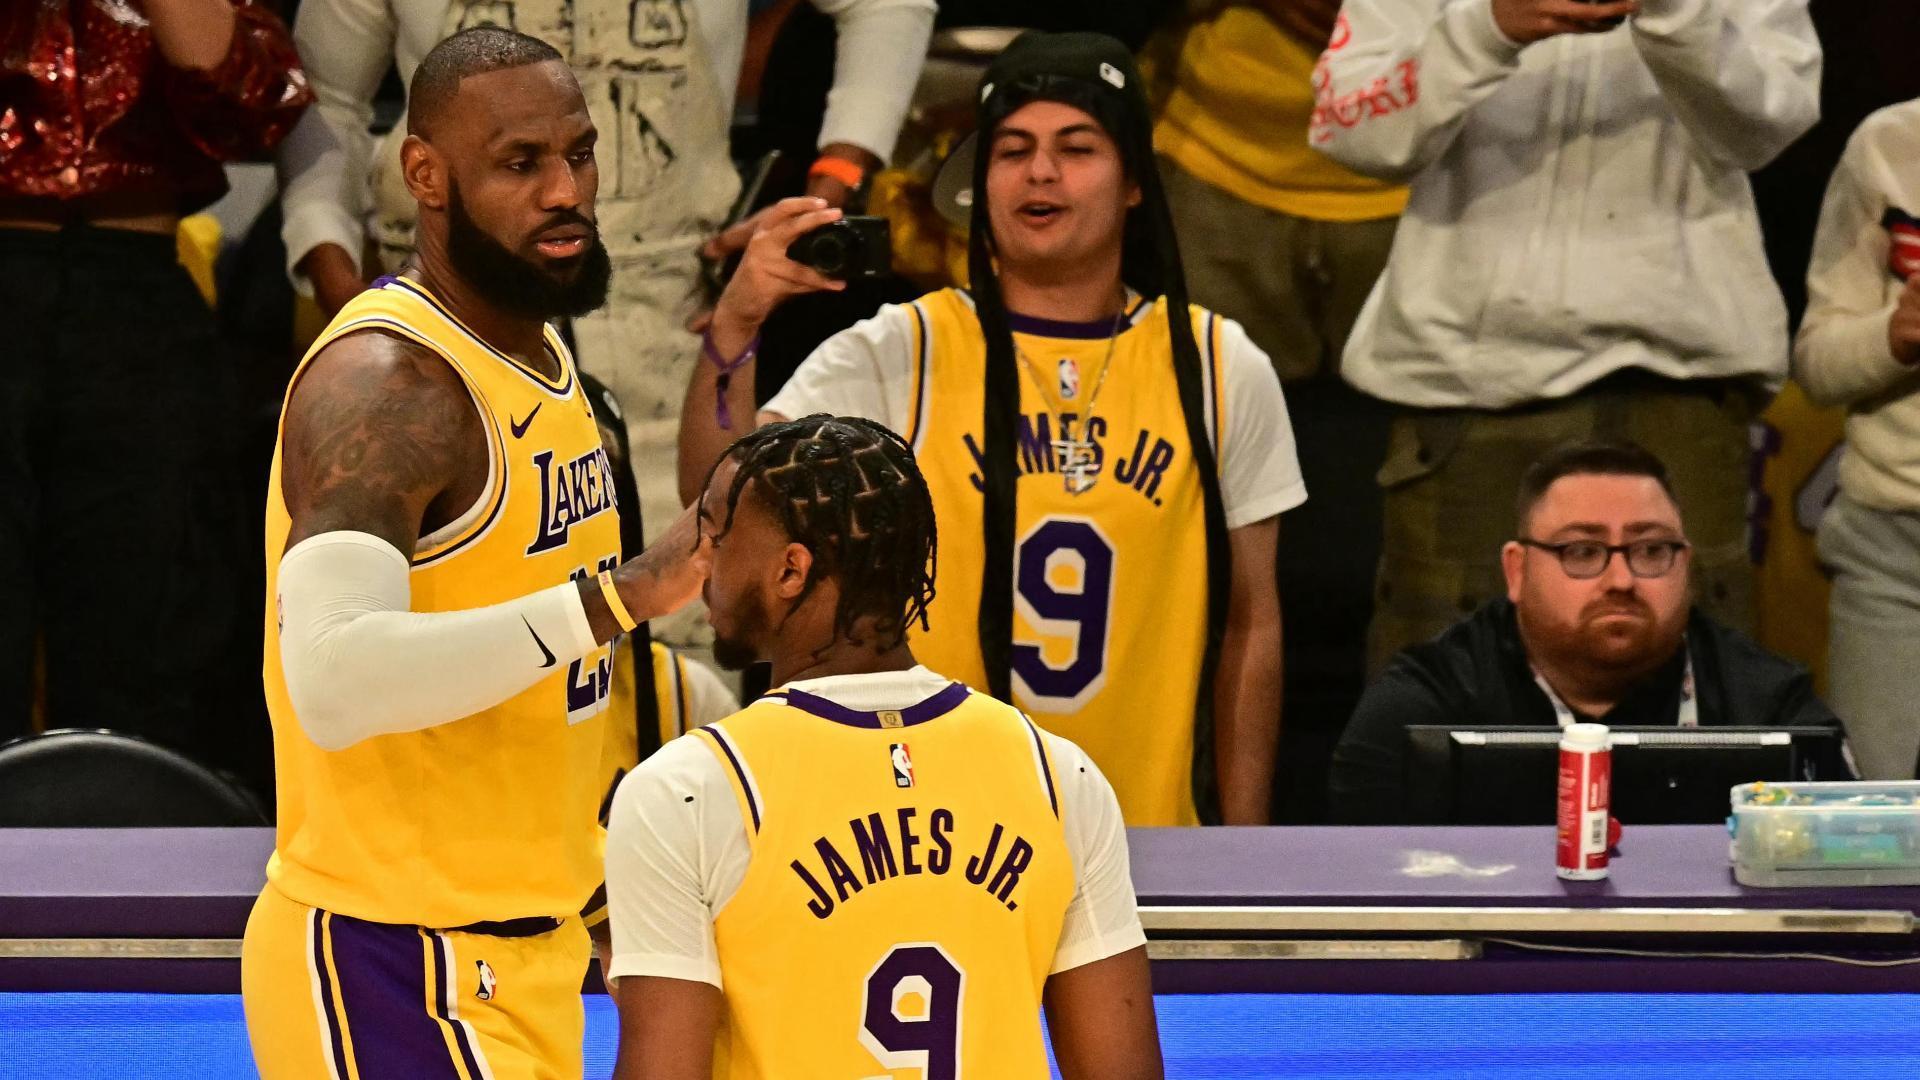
[785, 216, 892, 281]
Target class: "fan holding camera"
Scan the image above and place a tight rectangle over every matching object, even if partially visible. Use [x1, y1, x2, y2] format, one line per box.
[678, 32, 1309, 829]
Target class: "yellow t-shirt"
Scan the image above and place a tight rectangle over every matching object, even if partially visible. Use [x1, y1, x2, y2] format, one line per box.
[1154, 9, 1408, 222]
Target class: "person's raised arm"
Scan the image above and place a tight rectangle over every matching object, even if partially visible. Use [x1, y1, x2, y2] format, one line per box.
[277, 0, 399, 312]
[1793, 118, 1919, 406]
[146, 0, 311, 160]
[276, 333, 707, 751]
[142, 0, 238, 70]
[678, 196, 847, 505]
[1628, 0, 1819, 171]
[1311, 0, 1635, 181]
[810, 0, 936, 200]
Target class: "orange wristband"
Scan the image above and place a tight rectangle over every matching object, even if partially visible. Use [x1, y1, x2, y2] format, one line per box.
[807, 155, 866, 190]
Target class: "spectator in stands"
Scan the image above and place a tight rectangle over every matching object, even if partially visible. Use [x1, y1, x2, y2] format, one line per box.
[1329, 441, 1844, 824]
[1792, 97, 1920, 780]
[276, 0, 934, 584]
[1156, 0, 1401, 388]
[1151, 0, 1407, 818]
[1313, 0, 1822, 674]
[0, 1, 309, 749]
[678, 32, 1307, 826]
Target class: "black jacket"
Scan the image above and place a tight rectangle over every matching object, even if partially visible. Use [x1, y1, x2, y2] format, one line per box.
[1328, 599, 1844, 824]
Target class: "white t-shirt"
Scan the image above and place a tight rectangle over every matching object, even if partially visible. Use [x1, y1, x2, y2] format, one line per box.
[604, 666, 1147, 988]
[763, 297, 1309, 530]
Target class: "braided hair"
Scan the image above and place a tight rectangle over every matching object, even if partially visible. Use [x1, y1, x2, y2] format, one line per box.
[700, 415, 938, 650]
[969, 35, 1232, 820]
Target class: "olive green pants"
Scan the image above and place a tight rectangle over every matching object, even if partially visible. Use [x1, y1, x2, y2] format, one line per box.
[1368, 376, 1762, 676]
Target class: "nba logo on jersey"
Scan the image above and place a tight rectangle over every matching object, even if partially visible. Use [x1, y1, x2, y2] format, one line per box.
[1058, 357, 1080, 400]
[476, 959, 497, 1001]
[890, 743, 914, 788]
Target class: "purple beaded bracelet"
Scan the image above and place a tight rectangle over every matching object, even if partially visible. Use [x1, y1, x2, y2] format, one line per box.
[703, 328, 760, 430]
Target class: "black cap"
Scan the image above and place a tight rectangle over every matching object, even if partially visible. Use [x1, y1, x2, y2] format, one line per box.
[976, 31, 1150, 127]
[933, 32, 1152, 228]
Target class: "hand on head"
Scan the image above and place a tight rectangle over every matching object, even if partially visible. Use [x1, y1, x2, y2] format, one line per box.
[622, 501, 713, 623]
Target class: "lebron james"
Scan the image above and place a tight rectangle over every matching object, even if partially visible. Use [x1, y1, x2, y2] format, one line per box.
[242, 29, 706, 1080]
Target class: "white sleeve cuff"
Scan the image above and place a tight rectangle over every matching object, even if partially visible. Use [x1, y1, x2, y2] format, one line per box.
[816, 0, 936, 162]
[279, 196, 367, 292]
[607, 953, 723, 989]
[1465, 0, 1527, 64]
[1049, 925, 1149, 976]
[1225, 481, 1309, 531]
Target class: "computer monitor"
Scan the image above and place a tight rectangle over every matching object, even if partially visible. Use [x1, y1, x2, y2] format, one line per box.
[1403, 726, 1850, 825]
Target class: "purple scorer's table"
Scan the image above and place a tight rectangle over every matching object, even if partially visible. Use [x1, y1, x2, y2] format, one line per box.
[4, 826, 1919, 994]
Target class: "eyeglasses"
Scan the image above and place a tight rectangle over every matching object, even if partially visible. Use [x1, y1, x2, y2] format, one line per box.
[1516, 538, 1690, 579]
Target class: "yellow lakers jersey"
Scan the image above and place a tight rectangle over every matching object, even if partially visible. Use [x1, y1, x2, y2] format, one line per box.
[262, 277, 623, 928]
[600, 641, 709, 805]
[902, 288, 1225, 826]
[700, 680, 1073, 1080]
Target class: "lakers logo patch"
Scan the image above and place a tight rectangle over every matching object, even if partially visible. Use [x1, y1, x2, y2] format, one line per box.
[890, 743, 914, 789]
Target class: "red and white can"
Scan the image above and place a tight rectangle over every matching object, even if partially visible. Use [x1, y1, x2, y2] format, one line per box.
[1555, 722, 1612, 880]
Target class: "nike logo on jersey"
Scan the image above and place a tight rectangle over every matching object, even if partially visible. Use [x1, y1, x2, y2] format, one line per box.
[510, 403, 542, 439]
[523, 616, 556, 668]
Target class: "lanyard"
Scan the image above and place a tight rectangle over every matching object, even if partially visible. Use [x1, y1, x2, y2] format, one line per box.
[1532, 647, 1697, 729]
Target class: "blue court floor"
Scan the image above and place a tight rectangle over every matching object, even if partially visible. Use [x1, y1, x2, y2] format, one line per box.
[3, 992, 1918, 1077]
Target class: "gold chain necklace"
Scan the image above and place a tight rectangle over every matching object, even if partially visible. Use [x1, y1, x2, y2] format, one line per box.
[1014, 307, 1127, 495]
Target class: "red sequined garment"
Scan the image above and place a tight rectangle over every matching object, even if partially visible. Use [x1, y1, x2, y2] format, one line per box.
[0, 0, 311, 212]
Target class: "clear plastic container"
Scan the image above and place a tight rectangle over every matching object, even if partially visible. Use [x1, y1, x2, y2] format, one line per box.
[1730, 780, 1920, 887]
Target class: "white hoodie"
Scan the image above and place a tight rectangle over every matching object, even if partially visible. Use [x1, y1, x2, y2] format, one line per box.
[1792, 99, 1920, 512]
[1313, 0, 1820, 409]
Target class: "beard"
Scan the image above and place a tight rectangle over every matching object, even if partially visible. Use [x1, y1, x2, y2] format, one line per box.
[709, 587, 770, 672]
[445, 183, 612, 320]
[711, 633, 760, 672]
[1531, 592, 1684, 676]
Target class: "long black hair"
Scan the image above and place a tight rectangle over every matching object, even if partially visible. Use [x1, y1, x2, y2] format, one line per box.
[967, 34, 1232, 820]
[702, 415, 938, 650]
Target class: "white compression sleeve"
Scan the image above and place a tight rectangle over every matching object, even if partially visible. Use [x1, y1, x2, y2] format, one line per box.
[277, 531, 600, 751]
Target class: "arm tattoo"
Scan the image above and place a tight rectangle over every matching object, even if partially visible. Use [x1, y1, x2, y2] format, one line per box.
[281, 331, 486, 555]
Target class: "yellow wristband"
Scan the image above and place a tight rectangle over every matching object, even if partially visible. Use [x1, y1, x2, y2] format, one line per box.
[598, 570, 638, 634]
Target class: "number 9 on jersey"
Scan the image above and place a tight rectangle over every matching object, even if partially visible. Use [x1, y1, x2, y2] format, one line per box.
[859, 943, 965, 1079]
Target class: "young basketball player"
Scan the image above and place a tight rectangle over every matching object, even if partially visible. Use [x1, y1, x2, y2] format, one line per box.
[678, 32, 1306, 826]
[607, 414, 1161, 1079]
[242, 29, 709, 1079]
